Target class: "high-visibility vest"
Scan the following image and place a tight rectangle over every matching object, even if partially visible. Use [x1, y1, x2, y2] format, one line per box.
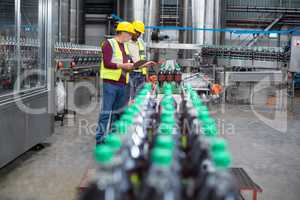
[127, 38, 148, 75]
[100, 38, 130, 84]
[137, 38, 148, 75]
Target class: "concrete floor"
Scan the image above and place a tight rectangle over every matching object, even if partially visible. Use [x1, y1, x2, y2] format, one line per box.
[0, 98, 300, 200]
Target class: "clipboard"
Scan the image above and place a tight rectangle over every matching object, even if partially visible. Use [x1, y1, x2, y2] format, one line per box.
[133, 60, 149, 69]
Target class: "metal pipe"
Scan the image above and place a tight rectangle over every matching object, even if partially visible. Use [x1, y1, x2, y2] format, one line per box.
[192, 0, 205, 45]
[58, 0, 61, 42]
[70, 0, 77, 43]
[179, 0, 193, 58]
[116, 0, 121, 18]
[123, 0, 129, 20]
[179, 0, 190, 44]
[145, 0, 160, 43]
[131, 0, 145, 21]
[15, 0, 21, 91]
[60, 0, 70, 42]
[77, 0, 84, 44]
[205, 0, 215, 45]
[47, 0, 55, 116]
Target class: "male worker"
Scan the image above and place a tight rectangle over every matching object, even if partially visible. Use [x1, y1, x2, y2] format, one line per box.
[126, 21, 152, 97]
[95, 21, 135, 145]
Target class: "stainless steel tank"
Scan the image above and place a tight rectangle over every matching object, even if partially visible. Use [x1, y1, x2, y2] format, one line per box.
[118, 0, 146, 22]
[191, 0, 223, 45]
[179, 0, 192, 44]
[192, 0, 206, 45]
[70, 0, 84, 43]
[59, 0, 70, 42]
[179, 0, 193, 58]
[144, 0, 160, 43]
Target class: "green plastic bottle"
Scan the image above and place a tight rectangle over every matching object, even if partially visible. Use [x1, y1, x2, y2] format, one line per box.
[105, 133, 122, 153]
[142, 148, 180, 200]
[160, 112, 176, 125]
[154, 134, 175, 150]
[212, 151, 232, 169]
[158, 123, 174, 135]
[151, 147, 173, 167]
[210, 138, 228, 154]
[94, 144, 113, 165]
[202, 123, 218, 137]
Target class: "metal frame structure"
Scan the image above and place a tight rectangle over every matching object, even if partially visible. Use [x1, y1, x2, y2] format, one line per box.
[0, 0, 54, 168]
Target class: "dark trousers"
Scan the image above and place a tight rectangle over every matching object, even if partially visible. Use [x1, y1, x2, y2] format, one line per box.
[129, 72, 146, 99]
[96, 82, 129, 143]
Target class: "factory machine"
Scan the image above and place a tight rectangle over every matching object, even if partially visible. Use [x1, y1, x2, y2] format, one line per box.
[0, 37, 41, 93]
[0, 0, 103, 167]
[147, 39, 299, 104]
[141, 0, 300, 105]
[0, 0, 54, 168]
[54, 43, 101, 125]
[199, 44, 291, 103]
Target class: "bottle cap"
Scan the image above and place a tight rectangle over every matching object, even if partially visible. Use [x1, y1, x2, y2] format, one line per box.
[162, 103, 175, 112]
[201, 117, 215, 126]
[210, 138, 228, 153]
[151, 148, 172, 166]
[94, 144, 113, 164]
[192, 98, 203, 107]
[202, 124, 218, 137]
[138, 89, 148, 96]
[190, 91, 198, 99]
[198, 110, 210, 121]
[163, 83, 173, 93]
[113, 120, 127, 135]
[212, 151, 232, 169]
[185, 84, 193, 92]
[130, 103, 140, 114]
[105, 133, 122, 152]
[164, 89, 172, 95]
[144, 83, 152, 91]
[158, 123, 174, 135]
[123, 106, 136, 116]
[134, 97, 144, 106]
[120, 114, 134, 124]
[160, 112, 176, 125]
[155, 135, 175, 150]
[161, 95, 174, 107]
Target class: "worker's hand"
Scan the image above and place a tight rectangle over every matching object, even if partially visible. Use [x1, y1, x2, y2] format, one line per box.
[119, 63, 134, 70]
[157, 60, 165, 65]
[144, 61, 156, 67]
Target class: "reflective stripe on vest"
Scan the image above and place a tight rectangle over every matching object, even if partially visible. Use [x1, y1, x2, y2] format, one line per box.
[137, 38, 148, 75]
[100, 38, 129, 84]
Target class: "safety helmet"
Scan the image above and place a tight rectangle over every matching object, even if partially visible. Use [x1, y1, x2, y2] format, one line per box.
[132, 21, 145, 34]
[116, 21, 135, 34]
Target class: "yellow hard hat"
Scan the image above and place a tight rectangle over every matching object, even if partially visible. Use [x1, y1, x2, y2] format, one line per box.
[132, 21, 145, 34]
[116, 21, 135, 34]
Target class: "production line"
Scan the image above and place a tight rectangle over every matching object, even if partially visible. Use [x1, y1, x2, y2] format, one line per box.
[80, 83, 238, 200]
[0, 0, 300, 200]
